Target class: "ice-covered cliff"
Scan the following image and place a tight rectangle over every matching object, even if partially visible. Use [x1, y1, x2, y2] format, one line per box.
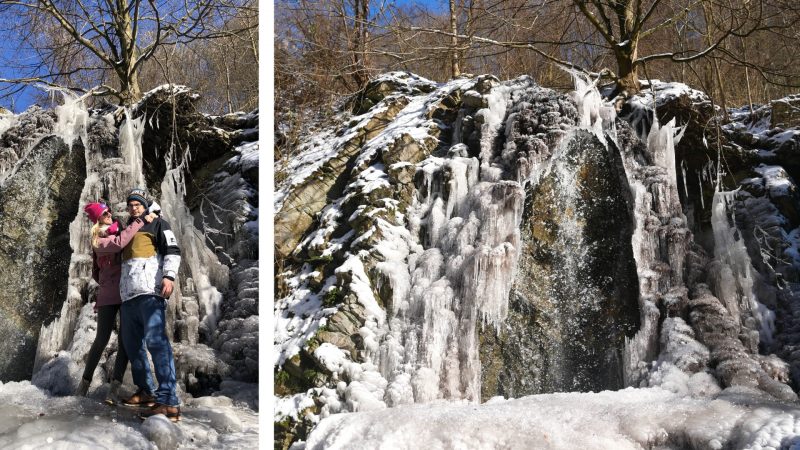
[275, 72, 800, 448]
[0, 86, 259, 447]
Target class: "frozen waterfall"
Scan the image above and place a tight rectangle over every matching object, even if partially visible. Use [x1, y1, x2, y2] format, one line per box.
[34, 98, 141, 390]
[710, 189, 775, 346]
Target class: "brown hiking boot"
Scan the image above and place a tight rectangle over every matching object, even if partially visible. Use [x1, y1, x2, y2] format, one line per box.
[138, 403, 181, 422]
[122, 388, 155, 407]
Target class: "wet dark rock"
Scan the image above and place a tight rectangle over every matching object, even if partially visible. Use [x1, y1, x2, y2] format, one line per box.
[133, 87, 233, 197]
[0, 136, 85, 380]
[482, 130, 639, 398]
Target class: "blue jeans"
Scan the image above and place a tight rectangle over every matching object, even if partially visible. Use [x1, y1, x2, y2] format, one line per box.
[120, 294, 179, 406]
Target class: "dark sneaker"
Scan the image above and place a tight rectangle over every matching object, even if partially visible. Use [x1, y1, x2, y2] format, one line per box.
[138, 403, 181, 422]
[122, 388, 155, 407]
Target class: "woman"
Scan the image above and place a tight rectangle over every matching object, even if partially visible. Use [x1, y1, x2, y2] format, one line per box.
[77, 200, 156, 404]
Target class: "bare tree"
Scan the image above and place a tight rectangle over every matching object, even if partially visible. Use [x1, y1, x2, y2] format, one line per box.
[399, 0, 800, 96]
[136, 3, 259, 114]
[0, 0, 255, 105]
[449, 0, 460, 77]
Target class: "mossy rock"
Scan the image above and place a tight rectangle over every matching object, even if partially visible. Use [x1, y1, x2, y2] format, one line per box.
[322, 287, 343, 307]
[316, 330, 357, 359]
[274, 406, 318, 450]
[280, 352, 321, 394]
[326, 302, 366, 337]
[383, 133, 439, 167]
[275, 369, 307, 396]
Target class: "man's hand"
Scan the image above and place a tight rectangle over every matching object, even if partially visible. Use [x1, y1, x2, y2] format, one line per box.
[161, 278, 174, 298]
[143, 212, 158, 223]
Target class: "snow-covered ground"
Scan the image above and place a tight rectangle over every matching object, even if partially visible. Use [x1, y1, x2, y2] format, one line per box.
[0, 380, 259, 449]
[301, 384, 800, 450]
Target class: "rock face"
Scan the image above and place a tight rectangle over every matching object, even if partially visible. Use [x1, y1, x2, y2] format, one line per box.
[771, 95, 800, 129]
[133, 86, 241, 197]
[0, 107, 58, 182]
[481, 130, 640, 398]
[273, 97, 411, 259]
[0, 135, 85, 380]
[197, 140, 260, 381]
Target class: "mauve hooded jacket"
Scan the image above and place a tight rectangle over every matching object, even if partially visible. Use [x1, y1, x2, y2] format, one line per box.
[91, 218, 146, 307]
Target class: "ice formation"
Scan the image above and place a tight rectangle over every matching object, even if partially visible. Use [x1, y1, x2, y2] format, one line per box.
[30, 88, 253, 396]
[276, 75, 531, 415]
[378, 80, 536, 400]
[608, 91, 693, 387]
[710, 189, 774, 345]
[304, 385, 800, 450]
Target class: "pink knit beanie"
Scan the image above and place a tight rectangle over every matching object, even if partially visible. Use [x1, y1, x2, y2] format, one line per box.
[84, 202, 109, 224]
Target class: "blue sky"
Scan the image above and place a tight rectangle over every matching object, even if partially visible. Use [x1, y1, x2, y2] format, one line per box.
[0, 0, 445, 113]
[0, 38, 49, 112]
[1, 82, 40, 113]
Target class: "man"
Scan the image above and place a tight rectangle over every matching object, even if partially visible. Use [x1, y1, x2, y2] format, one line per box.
[119, 187, 182, 422]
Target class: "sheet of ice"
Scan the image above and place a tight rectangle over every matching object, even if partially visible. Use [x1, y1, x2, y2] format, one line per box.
[119, 109, 145, 189]
[52, 89, 89, 149]
[160, 143, 229, 335]
[33, 97, 103, 378]
[0, 111, 17, 141]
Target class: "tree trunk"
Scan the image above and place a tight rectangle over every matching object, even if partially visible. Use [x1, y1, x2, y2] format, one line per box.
[351, 0, 370, 88]
[125, 71, 142, 104]
[614, 41, 640, 95]
[116, 4, 141, 105]
[449, 0, 460, 78]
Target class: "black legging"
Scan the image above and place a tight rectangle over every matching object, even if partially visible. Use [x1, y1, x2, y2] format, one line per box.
[82, 304, 129, 382]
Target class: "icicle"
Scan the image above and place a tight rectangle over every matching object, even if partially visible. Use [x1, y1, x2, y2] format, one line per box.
[681, 159, 689, 200]
[119, 109, 146, 189]
[159, 144, 229, 334]
[698, 170, 706, 210]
